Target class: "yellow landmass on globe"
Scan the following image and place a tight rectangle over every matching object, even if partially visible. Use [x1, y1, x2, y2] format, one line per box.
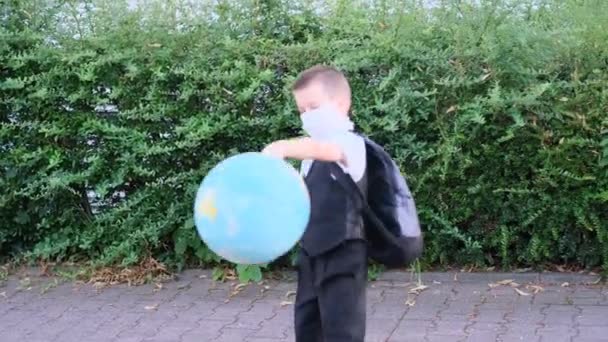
[198, 192, 218, 220]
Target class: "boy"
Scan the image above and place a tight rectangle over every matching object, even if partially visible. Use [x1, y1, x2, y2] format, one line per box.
[262, 65, 368, 342]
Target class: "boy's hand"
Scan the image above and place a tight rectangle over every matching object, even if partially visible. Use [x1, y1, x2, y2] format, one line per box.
[262, 140, 288, 159]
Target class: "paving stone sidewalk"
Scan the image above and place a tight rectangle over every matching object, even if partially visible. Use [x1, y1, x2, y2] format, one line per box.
[1, 269, 607, 342]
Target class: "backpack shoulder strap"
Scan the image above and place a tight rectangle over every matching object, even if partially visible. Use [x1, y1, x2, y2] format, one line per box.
[328, 162, 402, 246]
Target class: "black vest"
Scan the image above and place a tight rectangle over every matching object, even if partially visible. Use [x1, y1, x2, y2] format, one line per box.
[300, 161, 367, 256]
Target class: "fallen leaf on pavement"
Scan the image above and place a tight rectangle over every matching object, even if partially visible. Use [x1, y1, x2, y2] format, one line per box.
[409, 284, 429, 295]
[514, 268, 532, 273]
[280, 301, 293, 307]
[260, 285, 270, 294]
[527, 285, 544, 294]
[285, 290, 296, 299]
[561, 282, 570, 287]
[144, 304, 159, 310]
[490, 279, 520, 288]
[234, 283, 248, 291]
[230, 283, 248, 297]
[19, 277, 31, 287]
[405, 297, 416, 307]
[514, 288, 531, 296]
[462, 266, 474, 273]
[92, 281, 107, 289]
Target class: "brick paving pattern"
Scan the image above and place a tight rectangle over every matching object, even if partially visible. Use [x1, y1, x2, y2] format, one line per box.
[1, 270, 607, 342]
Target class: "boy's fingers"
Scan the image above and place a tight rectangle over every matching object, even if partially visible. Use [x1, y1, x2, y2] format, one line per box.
[340, 152, 349, 166]
[262, 143, 285, 158]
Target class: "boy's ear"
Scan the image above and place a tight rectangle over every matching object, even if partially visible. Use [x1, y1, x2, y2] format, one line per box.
[335, 96, 351, 115]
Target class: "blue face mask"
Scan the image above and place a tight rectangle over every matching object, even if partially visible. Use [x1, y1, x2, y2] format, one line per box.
[300, 105, 354, 139]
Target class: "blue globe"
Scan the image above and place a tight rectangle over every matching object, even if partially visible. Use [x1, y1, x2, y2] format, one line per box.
[194, 152, 310, 265]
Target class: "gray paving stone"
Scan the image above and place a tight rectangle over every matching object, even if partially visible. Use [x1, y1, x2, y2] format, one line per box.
[369, 302, 408, 318]
[140, 338, 172, 342]
[505, 305, 545, 324]
[366, 317, 401, 337]
[467, 322, 503, 332]
[534, 290, 573, 305]
[465, 330, 500, 342]
[227, 314, 265, 330]
[441, 303, 477, 315]
[539, 273, 600, 285]
[388, 323, 428, 342]
[577, 305, 608, 326]
[403, 306, 438, 320]
[180, 321, 224, 341]
[577, 326, 608, 339]
[571, 297, 606, 305]
[500, 322, 541, 337]
[214, 328, 258, 341]
[426, 333, 468, 341]
[499, 333, 539, 342]
[431, 319, 469, 335]
[472, 309, 508, 323]
[544, 310, 577, 325]
[251, 324, 288, 339]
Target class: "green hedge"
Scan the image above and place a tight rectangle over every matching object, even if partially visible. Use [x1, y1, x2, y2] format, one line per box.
[2, 0, 607, 272]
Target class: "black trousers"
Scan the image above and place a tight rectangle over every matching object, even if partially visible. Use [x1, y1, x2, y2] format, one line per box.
[294, 240, 367, 342]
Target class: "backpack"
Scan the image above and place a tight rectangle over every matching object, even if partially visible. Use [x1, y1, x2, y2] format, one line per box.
[329, 134, 424, 268]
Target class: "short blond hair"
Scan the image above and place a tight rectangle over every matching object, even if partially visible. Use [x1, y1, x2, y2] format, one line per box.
[292, 65, 351, 99]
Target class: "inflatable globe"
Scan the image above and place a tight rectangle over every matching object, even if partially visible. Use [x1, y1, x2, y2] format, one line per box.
[194, 152, 310, 265]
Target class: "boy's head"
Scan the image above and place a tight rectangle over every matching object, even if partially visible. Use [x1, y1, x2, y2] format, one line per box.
[291, 65, 351, 117]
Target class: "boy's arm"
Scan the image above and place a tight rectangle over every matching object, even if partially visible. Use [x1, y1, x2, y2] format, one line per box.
[262, 137, 346, 164]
